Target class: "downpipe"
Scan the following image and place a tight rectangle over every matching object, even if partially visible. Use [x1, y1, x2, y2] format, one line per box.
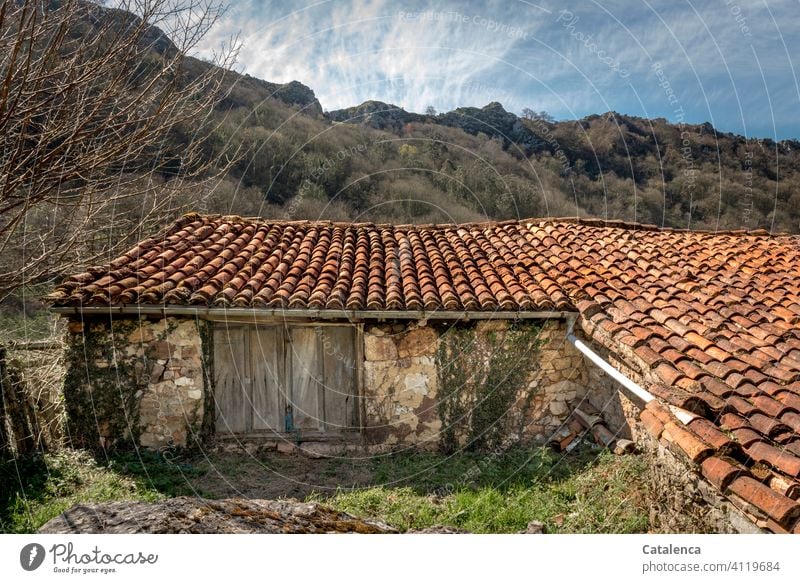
[565, 315, 655, 405]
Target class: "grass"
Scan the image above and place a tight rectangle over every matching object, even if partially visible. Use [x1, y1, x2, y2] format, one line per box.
[0, 449, 207, 533]
[0, 445, 650, 534]
[307, 445, 650, 533]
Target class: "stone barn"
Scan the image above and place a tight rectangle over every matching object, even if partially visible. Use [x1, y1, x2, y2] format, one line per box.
[48, 213, 800, 533]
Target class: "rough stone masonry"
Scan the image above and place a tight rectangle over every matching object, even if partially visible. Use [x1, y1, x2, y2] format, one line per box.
[65, 315, 605, 453]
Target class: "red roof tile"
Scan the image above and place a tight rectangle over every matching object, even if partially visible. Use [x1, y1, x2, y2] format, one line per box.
[746, 442, 800, 477]
[661, 422, 714, 463]
[687, 417, 742, 457]
[639, 410, 665, 439]
[48, 215, 581, 312]
[728, 476, 800, 527]
[700, 456, 750, 491]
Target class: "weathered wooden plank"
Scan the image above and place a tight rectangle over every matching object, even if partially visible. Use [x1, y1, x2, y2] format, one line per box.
[354, 323, 365, 432]
[287, 327, 322, 431]
[321, 326, 356, 431]
[250, 326, 283, 431]
[213, 326, 249, 433]
[55, 306, 568, 321]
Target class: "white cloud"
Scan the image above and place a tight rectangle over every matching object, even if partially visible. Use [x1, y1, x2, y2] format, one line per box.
[192, 0, 800, 138]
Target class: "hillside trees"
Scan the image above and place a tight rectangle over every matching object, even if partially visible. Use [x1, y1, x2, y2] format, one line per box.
[0, 0, 237, 296]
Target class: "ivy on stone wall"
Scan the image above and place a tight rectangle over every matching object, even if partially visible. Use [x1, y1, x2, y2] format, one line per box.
[436, 321, 544, 453]
[63, 316, 211, 452]
[62, 317, 178, 451]
[198, 319, 215, 442]
[436, 325, 475, 454]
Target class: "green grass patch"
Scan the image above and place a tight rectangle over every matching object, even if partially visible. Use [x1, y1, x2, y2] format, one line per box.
[0, 449, 208, 533]
[308, 446, 649, 533]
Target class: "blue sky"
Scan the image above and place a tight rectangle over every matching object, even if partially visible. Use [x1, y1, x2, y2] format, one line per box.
[196, 0, 800, 139]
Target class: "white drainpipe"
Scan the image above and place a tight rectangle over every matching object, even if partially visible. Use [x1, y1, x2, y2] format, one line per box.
[565, 315, 655, 405]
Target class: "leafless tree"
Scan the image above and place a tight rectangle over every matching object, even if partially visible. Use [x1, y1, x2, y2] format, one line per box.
[522, 108, 554, 123]
[0, 0, 239, 297]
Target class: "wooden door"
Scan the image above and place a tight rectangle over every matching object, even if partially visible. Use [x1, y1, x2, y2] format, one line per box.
[286, 326, 323, 431]
[250, 326, 284, 431]
[213, 326, 249, 433]
[214, 323, 358, 435]
[320, 326, 357, 431]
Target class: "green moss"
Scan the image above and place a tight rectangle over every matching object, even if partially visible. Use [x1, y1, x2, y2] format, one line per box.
[435, 321, 544, 452]
[62, 317, 178, 451]
[198, 319, 215, 442]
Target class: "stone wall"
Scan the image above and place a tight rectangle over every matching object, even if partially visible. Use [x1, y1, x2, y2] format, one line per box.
[362, 323, 440, 448]
[362, 318, 592, 450]
[579, 347, 636, 439]
[65, 315, 613, 454]
[64, 316, 206, 450]
[525, 321, 590, 443]
[637, 425, 761, 533]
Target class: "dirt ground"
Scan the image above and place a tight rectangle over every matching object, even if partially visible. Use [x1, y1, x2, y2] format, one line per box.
[186, 452, 378, 500]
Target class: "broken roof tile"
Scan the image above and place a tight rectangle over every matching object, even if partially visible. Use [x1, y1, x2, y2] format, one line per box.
[745, 442, 800, 478]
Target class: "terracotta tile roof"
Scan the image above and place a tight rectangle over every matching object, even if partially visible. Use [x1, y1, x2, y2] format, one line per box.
[557, 219, 800, 533]
[46, 214, 574, 312]
[47, 213, 800, 532]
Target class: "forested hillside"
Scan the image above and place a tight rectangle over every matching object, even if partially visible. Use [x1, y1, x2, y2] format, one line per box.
[204, 82, 800, 232]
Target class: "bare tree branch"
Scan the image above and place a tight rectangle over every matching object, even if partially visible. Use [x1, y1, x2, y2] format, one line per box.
[0, 0, 241, 296]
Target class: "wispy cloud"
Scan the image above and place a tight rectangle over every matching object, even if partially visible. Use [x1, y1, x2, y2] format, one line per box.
[195, 0, 800, 139]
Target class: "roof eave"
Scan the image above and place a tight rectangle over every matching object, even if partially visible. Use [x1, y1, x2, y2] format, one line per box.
[49, 305, 574, 322]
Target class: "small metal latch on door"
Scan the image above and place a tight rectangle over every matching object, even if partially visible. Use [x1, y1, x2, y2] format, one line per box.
[284, 404, 294, 432]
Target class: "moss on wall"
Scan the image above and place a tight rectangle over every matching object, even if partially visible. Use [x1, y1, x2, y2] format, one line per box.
[63, 318, 150, 450]
[198, 319, 215, 442]
[61, 315, 213, 451]
[436, 321, 544, 453]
